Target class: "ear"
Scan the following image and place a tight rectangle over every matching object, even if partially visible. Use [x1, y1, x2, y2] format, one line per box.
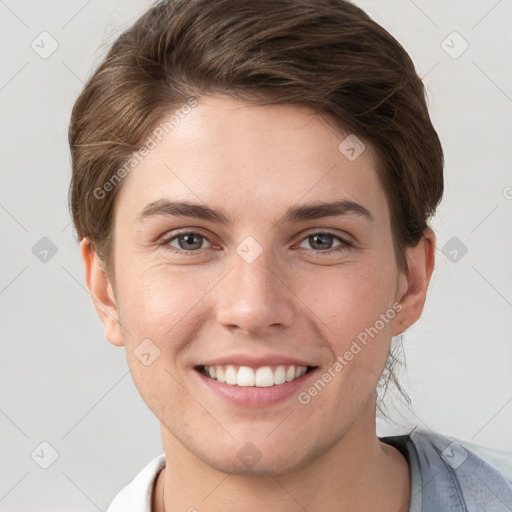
[391, 227, 436, 337]
[80, 238, 124, 347]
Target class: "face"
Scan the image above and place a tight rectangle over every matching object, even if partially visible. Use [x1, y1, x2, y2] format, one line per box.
[84, 94, 432, 476]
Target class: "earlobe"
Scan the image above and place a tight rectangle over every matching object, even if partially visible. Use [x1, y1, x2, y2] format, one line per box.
[391, 227, 436, 337]
[80, 238, 125, 347]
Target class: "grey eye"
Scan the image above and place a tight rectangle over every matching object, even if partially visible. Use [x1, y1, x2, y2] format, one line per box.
[169, 233, 210, 251]
[299, 233, 342, 251]
[308, 233, 333, 250]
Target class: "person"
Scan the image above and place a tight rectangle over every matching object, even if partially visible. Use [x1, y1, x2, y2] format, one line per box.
[67, 0, 512, 510]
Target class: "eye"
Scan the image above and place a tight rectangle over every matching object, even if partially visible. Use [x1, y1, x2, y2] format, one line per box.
[160, 229, 352, 256]
[298, 231, 352, 253]
[165, 231, 212, 253]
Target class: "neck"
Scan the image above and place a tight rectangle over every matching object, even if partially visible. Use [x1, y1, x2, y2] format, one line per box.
[152, 401, 410, 512]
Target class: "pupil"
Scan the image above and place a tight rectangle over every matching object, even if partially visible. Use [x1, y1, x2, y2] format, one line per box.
[181, 234, 201, 250]
[312, 234, 331, 250]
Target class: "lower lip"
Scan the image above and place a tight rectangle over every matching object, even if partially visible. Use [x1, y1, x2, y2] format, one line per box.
[195, 368, 318, 407]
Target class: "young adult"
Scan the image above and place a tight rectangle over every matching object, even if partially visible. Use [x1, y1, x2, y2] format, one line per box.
[68, 0, 512, 510]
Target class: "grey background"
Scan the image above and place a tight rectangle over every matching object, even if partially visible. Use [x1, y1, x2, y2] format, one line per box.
[0, 0, 511, 510]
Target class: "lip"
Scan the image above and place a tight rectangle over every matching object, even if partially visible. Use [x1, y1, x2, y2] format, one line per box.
[198, 353, 315, 368]
[193, 365, 319, 407]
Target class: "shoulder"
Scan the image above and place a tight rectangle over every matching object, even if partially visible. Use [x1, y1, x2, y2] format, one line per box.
[410, 429, 512, 510]
[410, 429, 512, 482]
[442, 432, 512, 483]
[106, 454, 166, 512]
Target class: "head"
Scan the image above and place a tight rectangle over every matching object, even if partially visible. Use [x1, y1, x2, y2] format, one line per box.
[69, 0, 443, 474]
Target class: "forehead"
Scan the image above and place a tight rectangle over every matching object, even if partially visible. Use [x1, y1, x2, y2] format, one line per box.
[115, 94, 389, 224]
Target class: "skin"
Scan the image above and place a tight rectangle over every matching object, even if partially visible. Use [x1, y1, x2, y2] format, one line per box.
[81, 94, 435, 511]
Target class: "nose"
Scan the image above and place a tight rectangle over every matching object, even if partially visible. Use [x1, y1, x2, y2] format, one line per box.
[216, 245, 295, 336]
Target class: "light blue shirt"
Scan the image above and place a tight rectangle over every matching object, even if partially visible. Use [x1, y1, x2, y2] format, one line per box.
[382, 429, 512, 511]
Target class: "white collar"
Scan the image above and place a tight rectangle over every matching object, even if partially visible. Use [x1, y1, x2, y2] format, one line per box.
[106, 454, 166, 512]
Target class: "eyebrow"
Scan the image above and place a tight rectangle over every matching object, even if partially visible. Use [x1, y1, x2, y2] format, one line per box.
[137, 198, 374, 225]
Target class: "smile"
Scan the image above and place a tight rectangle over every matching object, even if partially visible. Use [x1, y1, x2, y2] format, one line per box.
[197, 365, 313, 387]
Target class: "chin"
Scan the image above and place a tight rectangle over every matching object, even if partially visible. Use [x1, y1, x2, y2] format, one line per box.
[174, 425, 335, 478]
[200, 447, 316, 477]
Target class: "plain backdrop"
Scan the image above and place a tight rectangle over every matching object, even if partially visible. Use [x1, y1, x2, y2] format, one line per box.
[0, 0, 511, 510]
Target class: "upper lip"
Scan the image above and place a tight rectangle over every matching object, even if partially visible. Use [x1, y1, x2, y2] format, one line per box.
[197, 354, 316, 368]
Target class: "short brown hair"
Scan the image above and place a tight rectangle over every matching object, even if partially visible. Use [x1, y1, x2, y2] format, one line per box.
[69, 0, 443, 273]
[68, 0, 444, 416]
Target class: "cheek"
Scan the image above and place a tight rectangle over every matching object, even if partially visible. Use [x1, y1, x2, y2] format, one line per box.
[312, 259, 398, 333]
[113, 263, 212, 415]
[307, 259, 399, 393]
[115, 261, 218, 348]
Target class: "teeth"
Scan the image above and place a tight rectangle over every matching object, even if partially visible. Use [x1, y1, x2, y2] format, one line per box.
[216, 366, 226, 383]
[274, 366, 286, 385]
[296, 366, 307, 378]
[237, 366, 255, 386]
[202, 365, 309, 387]
[255, 366, 274, 387]
[225, 365, 237, 385]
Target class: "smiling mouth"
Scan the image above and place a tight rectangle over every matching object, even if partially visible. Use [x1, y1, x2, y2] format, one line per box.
[196, 364, 316, 387]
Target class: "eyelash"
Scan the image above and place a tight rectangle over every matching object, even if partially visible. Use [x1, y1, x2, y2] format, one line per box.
[160, 229, 353, 256]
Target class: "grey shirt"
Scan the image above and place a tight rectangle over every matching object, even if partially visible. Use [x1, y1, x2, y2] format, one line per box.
[380, 429, 512, 511]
